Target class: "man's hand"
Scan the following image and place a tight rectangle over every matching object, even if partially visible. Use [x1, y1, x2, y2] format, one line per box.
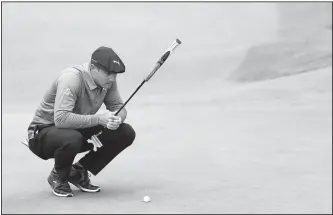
[107, 112, 121, 130]
[97, 111, 121, 130]
[97, 111, 116, 127]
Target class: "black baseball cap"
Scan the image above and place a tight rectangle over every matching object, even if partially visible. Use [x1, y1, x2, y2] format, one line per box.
[91, 46, 125, 74]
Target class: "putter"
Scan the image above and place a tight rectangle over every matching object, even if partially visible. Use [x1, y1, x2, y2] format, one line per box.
[92, 39, 182, 143]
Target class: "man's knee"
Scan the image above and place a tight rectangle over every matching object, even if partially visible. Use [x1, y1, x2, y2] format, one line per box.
[119, 123, 136, 146]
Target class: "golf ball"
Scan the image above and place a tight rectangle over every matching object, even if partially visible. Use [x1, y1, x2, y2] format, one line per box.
[143, 196, 151, 202]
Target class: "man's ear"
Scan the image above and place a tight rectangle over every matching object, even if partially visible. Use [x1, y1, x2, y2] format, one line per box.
[90, 63, 95, 70]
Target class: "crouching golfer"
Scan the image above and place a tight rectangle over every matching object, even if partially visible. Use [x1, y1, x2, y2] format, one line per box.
[25, 46, 136, 197]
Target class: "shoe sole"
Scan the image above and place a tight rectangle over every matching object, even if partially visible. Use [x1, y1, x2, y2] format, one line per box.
[53, 190, 74, 197]
[71, 183, 101, 193]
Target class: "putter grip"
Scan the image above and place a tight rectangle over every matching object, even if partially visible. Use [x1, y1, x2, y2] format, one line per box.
[144, 39, 181, 82]
[145, 61, 163, 82]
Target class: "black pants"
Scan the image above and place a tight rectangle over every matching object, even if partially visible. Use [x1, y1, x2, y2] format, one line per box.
[29, 123, 136, 181]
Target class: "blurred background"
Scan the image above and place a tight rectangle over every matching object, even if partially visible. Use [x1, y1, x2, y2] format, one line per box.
[2, 2, 331, 113]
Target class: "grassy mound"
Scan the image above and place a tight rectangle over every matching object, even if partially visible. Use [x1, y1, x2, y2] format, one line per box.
[228, 3, 332, 82]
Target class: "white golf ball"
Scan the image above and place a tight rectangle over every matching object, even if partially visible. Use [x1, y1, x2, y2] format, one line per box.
[143, 196, 151, 202]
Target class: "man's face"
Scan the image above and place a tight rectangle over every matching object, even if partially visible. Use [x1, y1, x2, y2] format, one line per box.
[90, 64, 117, 89]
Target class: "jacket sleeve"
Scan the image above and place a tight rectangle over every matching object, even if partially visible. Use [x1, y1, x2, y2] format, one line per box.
[54, 72, 100, 128]
[104, 81, 127, 123]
